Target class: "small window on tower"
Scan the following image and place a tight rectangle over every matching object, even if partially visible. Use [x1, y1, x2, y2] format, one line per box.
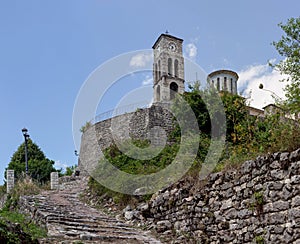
[174, 59, 179, 77]
[168, 58, 172, 76]
[217, 78, 220, 91]
[158, 60, 161, 78]
[224, 77, 227, 91]
[157, 85, 160, 101]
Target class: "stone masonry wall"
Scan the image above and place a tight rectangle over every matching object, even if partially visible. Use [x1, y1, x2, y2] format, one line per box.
[135, 148, 300, 243]
[80, 104, 175, 157]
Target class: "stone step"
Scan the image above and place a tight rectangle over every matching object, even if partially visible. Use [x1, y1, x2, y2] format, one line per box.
[18, 176, 161, 243]
[47, 219, 135, 230]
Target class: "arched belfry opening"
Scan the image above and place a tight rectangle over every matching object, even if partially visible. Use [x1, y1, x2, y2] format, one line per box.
[152, 33, 185, 103]
[156, 85, 160, 101]
[170, 82, 178, 99]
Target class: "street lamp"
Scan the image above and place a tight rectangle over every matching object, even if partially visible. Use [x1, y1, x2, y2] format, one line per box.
[22, 128, 30, 175]
[258, 83, 282, 100]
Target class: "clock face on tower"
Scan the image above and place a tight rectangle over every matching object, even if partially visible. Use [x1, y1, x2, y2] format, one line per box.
[168, 42, 177, 51]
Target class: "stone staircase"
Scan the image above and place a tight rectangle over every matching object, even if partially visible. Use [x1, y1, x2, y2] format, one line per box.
[18, 176, 161, 243]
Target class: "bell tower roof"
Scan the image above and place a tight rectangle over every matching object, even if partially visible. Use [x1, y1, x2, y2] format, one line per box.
[152, 33, 183, 49]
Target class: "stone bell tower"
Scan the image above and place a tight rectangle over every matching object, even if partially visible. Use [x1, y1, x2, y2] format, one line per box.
[152, 33, 185, 103]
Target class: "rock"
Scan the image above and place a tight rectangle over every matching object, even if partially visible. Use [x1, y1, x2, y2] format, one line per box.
[124, 211, 134, 220]
[123, 204, 132, 213]
[134, 187, 150, 195]
[289, 148, 300, 161]
[156, 220, 172, 232]
[272, 200, 290, 211]
[280, 152, 290, 162]
[292, 195, 300, 207]
[240, 160, 255, 174]
[137, 202, 149, 212]
[291, 175, 300, 184]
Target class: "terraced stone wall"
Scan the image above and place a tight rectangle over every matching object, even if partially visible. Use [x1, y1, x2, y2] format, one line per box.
[143, 148, 300, 243]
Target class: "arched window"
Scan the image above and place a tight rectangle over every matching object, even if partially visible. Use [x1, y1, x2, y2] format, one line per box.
[174, 59, 179, 77]
[170, 82, 178, 100]
[217, 78, 220, 91]
[224, 77, 227, 91]
[157, 85, 160, 101]
[155, 63, 158, 82]
[158, 60, 161, 78]
[168, 58, 172, 76]
[232, 80, 236, 94]
[230, 78, 233, 93]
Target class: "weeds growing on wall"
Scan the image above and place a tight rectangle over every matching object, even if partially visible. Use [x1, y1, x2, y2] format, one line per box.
[3, 176, 41, 211]
[0, 177, 47, 243]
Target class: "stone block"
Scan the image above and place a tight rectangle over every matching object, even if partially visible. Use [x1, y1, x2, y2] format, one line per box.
[6, 170, 14, 193]
[274, 200, 290, 211]
[50, 172, 59, 190]
[292, 196, 300, 207]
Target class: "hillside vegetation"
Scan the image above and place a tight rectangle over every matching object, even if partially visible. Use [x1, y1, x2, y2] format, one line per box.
[88, 89, 300, 208]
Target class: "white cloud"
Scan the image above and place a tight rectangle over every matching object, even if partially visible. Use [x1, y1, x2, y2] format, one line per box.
[130, 53, 152, 67]
[185, 43, 198, 59]
[238, 61, 288, 109]
[142, 75, 153, 86]
[54, 160, 69, 171]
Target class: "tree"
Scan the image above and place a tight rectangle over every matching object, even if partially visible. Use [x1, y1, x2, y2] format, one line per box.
[272, 17, 300, 116]
[5, 139, 57, 183]
[220, 92, 249, 144]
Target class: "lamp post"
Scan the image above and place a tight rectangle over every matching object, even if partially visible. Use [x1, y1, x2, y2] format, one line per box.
[22, 128, 30, 175]
[258, 83, 282, 100]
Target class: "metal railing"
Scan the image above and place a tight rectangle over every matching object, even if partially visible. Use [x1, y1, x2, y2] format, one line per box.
[90, 101, 151, 124]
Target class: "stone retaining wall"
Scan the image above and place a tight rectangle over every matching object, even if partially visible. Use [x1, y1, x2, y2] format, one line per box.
[95, 104, 175, 150]
[136, 149, 300, 243]
[79, 104, 176, 171]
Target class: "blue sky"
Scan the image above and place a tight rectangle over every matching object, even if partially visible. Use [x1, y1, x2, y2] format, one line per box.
[0, 1, 299, 183]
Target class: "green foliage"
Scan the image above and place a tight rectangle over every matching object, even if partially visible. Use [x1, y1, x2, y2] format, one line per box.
[88, 177, 140, 208]
[0, 218, 20, 244]
[220, 92, 249, 143]
[103, 139, 180, 174]
[3, 177, 41, 211]
[0, 178, 47, 243]
[80, 121, 92, 133]
[272, 17, 300, 116]
[182, 83, 300, 171]
[5, 139, 57, 184]
[254, 191, 264, 206]
[0, 211, 47, 241]
[63, 165, 77, 176]
[255, 235, 265, 244]
[0, 185, 5, 198]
